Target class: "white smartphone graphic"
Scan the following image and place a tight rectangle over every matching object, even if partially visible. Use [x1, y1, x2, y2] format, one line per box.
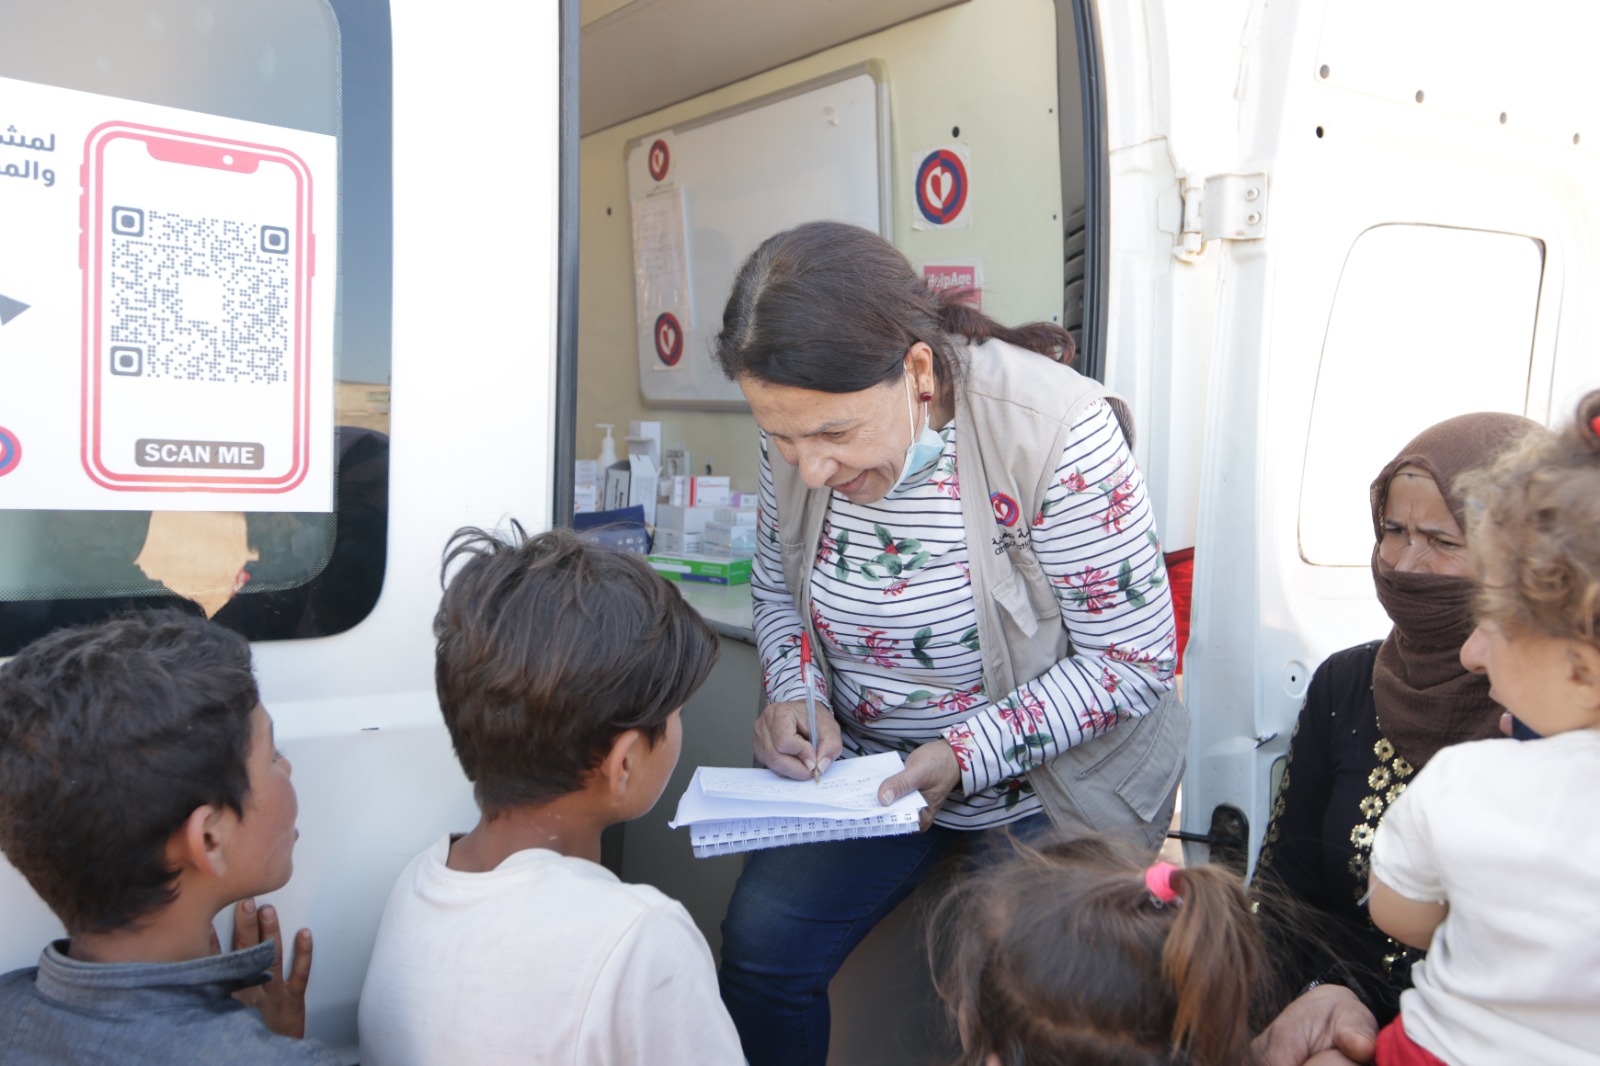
[82, 122, 314, 493]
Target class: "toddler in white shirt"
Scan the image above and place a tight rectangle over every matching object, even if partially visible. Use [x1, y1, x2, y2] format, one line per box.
[1368, 391, 1600, 1066]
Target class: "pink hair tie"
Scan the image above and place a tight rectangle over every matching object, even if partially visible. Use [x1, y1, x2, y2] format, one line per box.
[1145, 862, 1183, 906]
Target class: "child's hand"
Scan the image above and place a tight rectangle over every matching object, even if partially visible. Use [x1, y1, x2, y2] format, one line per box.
[226, 898, 314, 1039]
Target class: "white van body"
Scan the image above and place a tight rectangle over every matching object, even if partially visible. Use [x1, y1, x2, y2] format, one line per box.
[0, 0, 1594, 1060]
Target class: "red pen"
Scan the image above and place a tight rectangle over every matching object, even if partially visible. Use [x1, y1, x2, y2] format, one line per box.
[800, 632, 821, 784]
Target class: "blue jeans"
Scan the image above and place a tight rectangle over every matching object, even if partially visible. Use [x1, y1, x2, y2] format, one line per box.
[717, 813, 1050, 1066]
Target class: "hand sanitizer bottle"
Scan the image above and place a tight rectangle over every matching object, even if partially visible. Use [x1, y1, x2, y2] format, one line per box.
[597, 424, 617, 468]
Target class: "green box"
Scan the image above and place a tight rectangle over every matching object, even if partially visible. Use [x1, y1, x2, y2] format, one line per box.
[646, 552, 752, 585]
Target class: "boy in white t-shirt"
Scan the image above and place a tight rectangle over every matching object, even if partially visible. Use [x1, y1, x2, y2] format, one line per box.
[1366, 393, 1600, 1066]
[358, 526, 742, 1066]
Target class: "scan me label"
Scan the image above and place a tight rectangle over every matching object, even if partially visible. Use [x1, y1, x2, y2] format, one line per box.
[136, 438, 265, 470]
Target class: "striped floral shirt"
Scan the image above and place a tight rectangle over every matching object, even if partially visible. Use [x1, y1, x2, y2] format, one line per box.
[753, 399, 1177, 829]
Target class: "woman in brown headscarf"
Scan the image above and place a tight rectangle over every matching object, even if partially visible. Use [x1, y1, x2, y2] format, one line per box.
[1253, 411, 1538, 1025]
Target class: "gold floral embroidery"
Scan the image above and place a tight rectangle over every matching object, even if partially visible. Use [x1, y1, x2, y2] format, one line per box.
[1343, 731, 1410, 904]
[1381, 939, 1422, 983]
[1347, 853, 1372, 901]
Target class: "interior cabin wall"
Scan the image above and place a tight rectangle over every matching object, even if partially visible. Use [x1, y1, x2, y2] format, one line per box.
[576, 0, 1075, 492]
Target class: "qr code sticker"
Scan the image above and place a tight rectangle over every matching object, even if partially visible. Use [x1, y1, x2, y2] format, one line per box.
[107, 207, 290, 385]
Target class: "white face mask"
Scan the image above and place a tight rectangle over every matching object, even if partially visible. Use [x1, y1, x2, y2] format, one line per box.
[885, 371, 944, 498]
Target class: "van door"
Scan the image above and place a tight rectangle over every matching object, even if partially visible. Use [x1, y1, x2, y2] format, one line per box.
[0, 2, 568, 1057]
[1159, 0, 1600, 863]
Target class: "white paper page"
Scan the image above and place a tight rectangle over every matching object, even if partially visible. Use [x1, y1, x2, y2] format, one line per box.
[669, 771, 925, 828]
[669, 757, 926, 829]
[698, 751, 906, 809]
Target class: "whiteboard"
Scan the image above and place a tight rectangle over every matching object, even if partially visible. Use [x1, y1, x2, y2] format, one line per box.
[627, 66, 887, 407]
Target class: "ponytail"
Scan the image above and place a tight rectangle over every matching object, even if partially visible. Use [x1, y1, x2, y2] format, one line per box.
[1163, 864, 1264, 1064]
[930, 833, 1265, 1066]
[933, 288, 1077, 366]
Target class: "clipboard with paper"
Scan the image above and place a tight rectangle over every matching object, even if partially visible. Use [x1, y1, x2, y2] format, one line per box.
[668, 751, 927, 858]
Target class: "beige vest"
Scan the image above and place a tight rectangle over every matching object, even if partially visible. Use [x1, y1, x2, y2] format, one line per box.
[771, 338, 1187, 849]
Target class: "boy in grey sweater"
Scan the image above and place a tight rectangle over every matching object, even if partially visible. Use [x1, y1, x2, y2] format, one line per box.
[0, 610, 337, 1064]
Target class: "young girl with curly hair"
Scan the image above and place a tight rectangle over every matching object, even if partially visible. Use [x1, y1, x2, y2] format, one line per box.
[1367, 390, 1600, 1064]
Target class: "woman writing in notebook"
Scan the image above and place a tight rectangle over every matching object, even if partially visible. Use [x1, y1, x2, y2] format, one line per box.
[712, 221, 1184, 1065]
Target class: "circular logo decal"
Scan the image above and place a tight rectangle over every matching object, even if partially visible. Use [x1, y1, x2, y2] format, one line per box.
[647, 138, 671, 182]
[990, 491, 1019, 527]
[0, 426, 20, 477]
[915, 149, 969, 225]
[654, 312, 684, 367]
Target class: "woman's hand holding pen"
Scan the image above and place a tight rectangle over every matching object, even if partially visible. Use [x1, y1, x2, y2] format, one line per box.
[877, 740, 960, 832]
[753, 699, 843, 781]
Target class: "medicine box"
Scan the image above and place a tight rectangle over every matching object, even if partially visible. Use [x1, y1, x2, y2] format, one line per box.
[666, 475, 731, 507]
[652, 528, 701, 554]
[700, 545, 755, 562]
[655, 504, 720, 533]
[712, 506, 757, 526]
[646, 552, 752, 585]
[702, 521, 757, 553]
[605, 454, 659, 526]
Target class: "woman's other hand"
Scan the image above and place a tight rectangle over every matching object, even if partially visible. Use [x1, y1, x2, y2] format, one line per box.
[1250, 984, 1376, 1066]
[877, 739, 960, 831]
[753, 699, 843, 780]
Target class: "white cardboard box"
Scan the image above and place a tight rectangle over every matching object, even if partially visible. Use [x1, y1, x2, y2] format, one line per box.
[604, 453, 659, 525]
[655, 504, 720, 533]
[666, 475, 731, 507]
[652, 528, 701, 554]
[702, 521, 757, 551]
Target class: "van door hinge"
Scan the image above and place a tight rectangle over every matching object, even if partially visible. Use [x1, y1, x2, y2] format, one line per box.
[1174, 172, 1268, 262]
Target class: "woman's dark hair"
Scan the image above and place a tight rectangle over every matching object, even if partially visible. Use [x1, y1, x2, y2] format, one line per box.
[929, 833, 1265, 1066]
[433, 525, 718, 814]
[715, 220, 1077, 399]
[0, 610, 259, 934]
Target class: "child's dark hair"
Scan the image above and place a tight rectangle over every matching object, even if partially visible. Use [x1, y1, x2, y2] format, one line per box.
[1460, 390, 1600, 650]
[930, 833, 1264, 1066]
[0, 610, 259, 934]
[434, 525, 718, 813]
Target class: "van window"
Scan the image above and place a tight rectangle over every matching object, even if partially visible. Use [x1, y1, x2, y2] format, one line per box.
[0, 0, 391, 653]
[1298, 225, 1542, 566]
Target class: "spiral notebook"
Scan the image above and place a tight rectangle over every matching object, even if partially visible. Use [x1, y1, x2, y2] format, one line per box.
[668, 751, 927, 857]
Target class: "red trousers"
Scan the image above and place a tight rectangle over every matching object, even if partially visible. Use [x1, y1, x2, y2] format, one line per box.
[1376, 1016, 1448, 1066]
